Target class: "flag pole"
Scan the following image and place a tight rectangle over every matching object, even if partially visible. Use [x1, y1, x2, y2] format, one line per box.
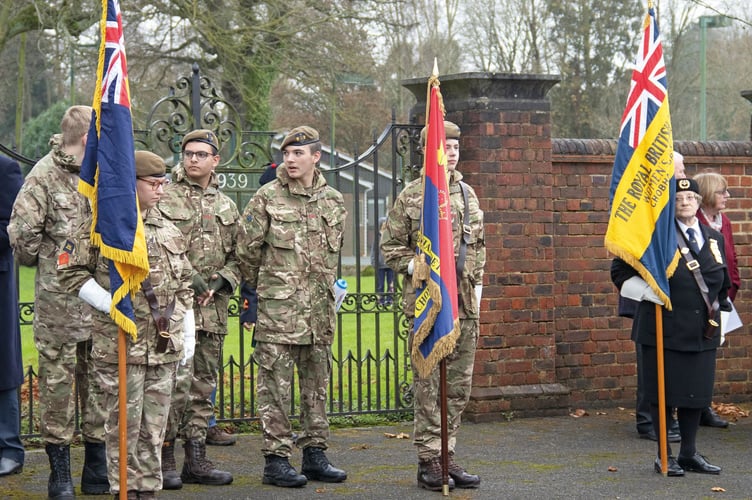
[118, 327, 128, 499]
[655, 305, 668, 475]
[440, 359, 449, 495]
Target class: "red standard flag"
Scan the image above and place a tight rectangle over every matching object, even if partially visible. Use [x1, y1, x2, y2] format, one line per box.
[411, 71, 461, 378]
[79, 0, 149, 339]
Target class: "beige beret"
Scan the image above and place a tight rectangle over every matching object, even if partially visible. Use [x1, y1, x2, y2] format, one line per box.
[181, 129, 219, 151]
[420, 120, 461, 146]
[135, 150, 166, 178]
[281, 126, 320, 150]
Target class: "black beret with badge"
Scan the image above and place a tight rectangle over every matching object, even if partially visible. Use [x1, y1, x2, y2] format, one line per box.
[676, 178, 700, 194]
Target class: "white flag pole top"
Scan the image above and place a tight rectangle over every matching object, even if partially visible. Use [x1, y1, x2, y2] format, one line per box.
[432, 58, 439, 78]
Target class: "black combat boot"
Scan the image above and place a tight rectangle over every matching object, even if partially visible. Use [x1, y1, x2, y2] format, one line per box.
[448, 452, 480, 488]
[161, 441, 182, 490]
[180, 439, 233, 485]
[301, 447, 347, 482]
[262, 455, 307, 487]
[81, 441, 110, 495]
[45, 443, 75, 499]
[417, 457, 455, 491]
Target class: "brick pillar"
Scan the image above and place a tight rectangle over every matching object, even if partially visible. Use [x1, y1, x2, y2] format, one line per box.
[403, 73, 570, 420]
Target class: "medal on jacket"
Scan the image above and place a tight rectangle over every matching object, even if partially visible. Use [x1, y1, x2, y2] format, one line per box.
[709, 239, 723, 264]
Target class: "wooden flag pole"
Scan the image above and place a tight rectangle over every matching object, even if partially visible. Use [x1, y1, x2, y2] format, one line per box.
[440, 358, 449, 496]
[118, 327, 128, 499]
[655, 304, 668, 476]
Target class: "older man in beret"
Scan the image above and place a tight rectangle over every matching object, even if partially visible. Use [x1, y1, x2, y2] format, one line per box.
[381, 120, 485, 491]
[158, 129, 237, 488]
[60, 151, 195, 499]
[237, 126, 348, 488]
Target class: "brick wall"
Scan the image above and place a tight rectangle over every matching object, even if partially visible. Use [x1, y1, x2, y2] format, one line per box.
[404, 73, 752, 420]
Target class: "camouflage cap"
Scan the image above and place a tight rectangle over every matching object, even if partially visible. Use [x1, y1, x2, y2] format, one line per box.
[281, 126, 320, 150]
[181, 129, 219, 151]
[420, 120, 461, 146]
[135, 150, 166, 177]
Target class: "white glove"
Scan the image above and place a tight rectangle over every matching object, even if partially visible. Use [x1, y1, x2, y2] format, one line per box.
[620, 276, 664, 305]
[181, 309, 196, 366]
[475, 284, 483, 308]
[78, 278, 112, 314]
[407, 259, 414, 275]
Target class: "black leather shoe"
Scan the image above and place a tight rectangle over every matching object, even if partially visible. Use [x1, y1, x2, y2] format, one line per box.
[654, 456, 684, 477]
[638, 428, 681, 443]
[700, 407, 729, 428]
[0, 457, 23, 476]
[677, 453, 721, 474]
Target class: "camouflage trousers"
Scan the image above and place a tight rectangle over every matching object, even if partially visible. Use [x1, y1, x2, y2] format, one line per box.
[35, 337, 106, 444]
[254, 341, 332, 457]
[410, 317, 479, 461]
[91, 358, 177, 494]
[165, 330, 222, 442]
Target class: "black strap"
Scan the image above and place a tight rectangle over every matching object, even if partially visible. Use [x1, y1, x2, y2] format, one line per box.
[141, 277, 176, 352]
[675, 226, 719, 339]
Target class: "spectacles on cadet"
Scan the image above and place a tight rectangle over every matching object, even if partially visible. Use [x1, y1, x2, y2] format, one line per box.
[138, 178, 170, 191]
[183, 150, 215, 161]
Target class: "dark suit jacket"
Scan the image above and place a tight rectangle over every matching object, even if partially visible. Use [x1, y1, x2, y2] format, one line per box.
[0, 155, 24, 391]
[611, 222, 731, 353]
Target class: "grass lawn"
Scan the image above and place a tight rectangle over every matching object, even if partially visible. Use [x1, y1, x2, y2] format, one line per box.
[17, 267, 405, 382]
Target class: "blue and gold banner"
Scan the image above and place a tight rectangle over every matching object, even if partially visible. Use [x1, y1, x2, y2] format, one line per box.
[79, 0, 148, 338]
[605, 6, 678, 310]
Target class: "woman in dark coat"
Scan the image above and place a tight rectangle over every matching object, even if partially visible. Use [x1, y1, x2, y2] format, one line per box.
[612, 178, 731, 477]
[0, 155, 25, 476]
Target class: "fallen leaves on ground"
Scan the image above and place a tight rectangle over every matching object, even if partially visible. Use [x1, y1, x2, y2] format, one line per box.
[712, 402, 749, 422]
[384, 432, 410, 439]
[350, 443, 371, 450]
[711, 486, 726, 492]
[569, 408, 588, 418]
[608, 466, 618, 472]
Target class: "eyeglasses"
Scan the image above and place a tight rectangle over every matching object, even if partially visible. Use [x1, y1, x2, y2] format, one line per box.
[675, 194, 697, 203]
[138, 178, 170, 191]
[183, 150, 214, 161]
[714, 189, 731, 197]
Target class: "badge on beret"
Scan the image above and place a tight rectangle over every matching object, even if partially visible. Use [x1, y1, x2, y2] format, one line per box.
[678, 179, 690, 190]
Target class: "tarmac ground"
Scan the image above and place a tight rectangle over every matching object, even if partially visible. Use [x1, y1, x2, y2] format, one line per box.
[2, 405, 751, 499]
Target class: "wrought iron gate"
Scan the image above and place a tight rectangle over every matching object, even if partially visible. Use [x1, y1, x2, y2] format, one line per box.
[10, 65, 423, 436]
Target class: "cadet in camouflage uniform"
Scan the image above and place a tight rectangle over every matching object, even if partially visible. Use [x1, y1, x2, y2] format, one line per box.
[7, 105, 109, 498]
[59, 151, 195, 499]
[237, 126, 348, 488]
[158, 129, 238, 488]
[381, 121, 485, 491]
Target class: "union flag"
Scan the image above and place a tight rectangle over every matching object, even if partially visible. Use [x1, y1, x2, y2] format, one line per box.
[605, 5, 678, 309]
[79, 0, 148, 339]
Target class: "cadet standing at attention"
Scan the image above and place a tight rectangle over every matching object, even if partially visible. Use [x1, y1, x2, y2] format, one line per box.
[237, 126, 348, 488]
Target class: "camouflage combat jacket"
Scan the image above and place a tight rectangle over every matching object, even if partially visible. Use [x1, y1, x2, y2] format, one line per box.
[158, 166, 240, 335]
[7, 135, 94, 343]
[58, 208, 194, 365]
[237, 165, 347, 345]
[381, 169, 485, 319]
